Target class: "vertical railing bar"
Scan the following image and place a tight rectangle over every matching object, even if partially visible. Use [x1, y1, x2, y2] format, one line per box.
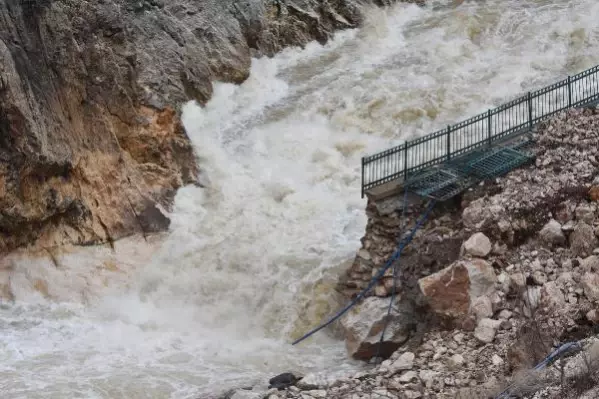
[367, 159, 371, 189]
[361, 157, 365, 198]
[527, 91, 533, 130]
[568, 76, 572, 108]
[374, 157, 378, 188]
[587, 73, 590, 101]
[540, 91, 543, 120]
[387, 150, 390, 180]
[378, 156, 381, 185]
[403, 143, 408, 182]
[541, 92, 544, 119]
[382, 151, 385, 184]
[373, 157, 377, 187]
[386, 148, 389, 183]
[395, 149, 398, 186]
[370, 159, 374, 188]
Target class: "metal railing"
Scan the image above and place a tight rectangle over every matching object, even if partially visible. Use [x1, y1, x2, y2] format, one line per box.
[361, 64, 599, 197]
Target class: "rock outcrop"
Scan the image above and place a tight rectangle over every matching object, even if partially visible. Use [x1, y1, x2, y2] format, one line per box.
[0, 0, 396, 253]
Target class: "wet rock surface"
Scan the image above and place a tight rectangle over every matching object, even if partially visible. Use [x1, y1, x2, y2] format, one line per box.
[269, 373, 302, 391]
[0, 0, 398, 254]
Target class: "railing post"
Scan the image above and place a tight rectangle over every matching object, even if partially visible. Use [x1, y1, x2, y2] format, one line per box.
[487, 109, 492, 146]
[403, 143, 408, 182]
[568, 76, 572, 107]
[361, 157, 365, 198]
[446, 125, 451, 161]
[527, 91, 533, 130]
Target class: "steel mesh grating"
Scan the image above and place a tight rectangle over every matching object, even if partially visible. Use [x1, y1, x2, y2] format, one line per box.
[465, 147, 533, 180]
[404, 140, 535, 201]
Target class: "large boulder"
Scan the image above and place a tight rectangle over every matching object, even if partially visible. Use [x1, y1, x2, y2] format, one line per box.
[340, 297, 415, 360]
[418, 259, 497, 323]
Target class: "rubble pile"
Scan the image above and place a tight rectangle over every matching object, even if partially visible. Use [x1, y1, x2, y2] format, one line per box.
[226, 109, 599, 399]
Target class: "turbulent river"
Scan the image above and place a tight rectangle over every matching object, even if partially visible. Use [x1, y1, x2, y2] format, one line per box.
[2, 1, 599, 398]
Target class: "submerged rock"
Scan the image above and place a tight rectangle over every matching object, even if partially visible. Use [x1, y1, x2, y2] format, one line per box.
[268, 373, 301, 390]
[230, 390, 264, 399]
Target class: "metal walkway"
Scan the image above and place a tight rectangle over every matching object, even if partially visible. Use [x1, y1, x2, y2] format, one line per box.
[403, 136, 535, 201]
[361, 64, 599, 200]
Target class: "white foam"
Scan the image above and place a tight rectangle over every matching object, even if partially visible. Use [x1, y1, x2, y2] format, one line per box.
[1, 1, 599, 397]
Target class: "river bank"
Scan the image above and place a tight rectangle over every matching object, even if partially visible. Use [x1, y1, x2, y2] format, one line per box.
[226, 107, 599, 398]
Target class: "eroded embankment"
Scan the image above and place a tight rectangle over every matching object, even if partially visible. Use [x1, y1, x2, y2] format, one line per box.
[262, 108, 599, 399]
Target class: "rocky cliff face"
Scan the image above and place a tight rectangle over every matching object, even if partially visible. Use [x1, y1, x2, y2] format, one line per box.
[0, 0, 400, 253]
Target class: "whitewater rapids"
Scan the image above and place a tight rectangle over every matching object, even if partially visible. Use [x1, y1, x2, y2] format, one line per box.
[1, 1, 599, 397]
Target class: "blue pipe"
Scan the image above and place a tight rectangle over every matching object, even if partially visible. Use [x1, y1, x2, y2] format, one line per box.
[292, 199, 436, 346]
